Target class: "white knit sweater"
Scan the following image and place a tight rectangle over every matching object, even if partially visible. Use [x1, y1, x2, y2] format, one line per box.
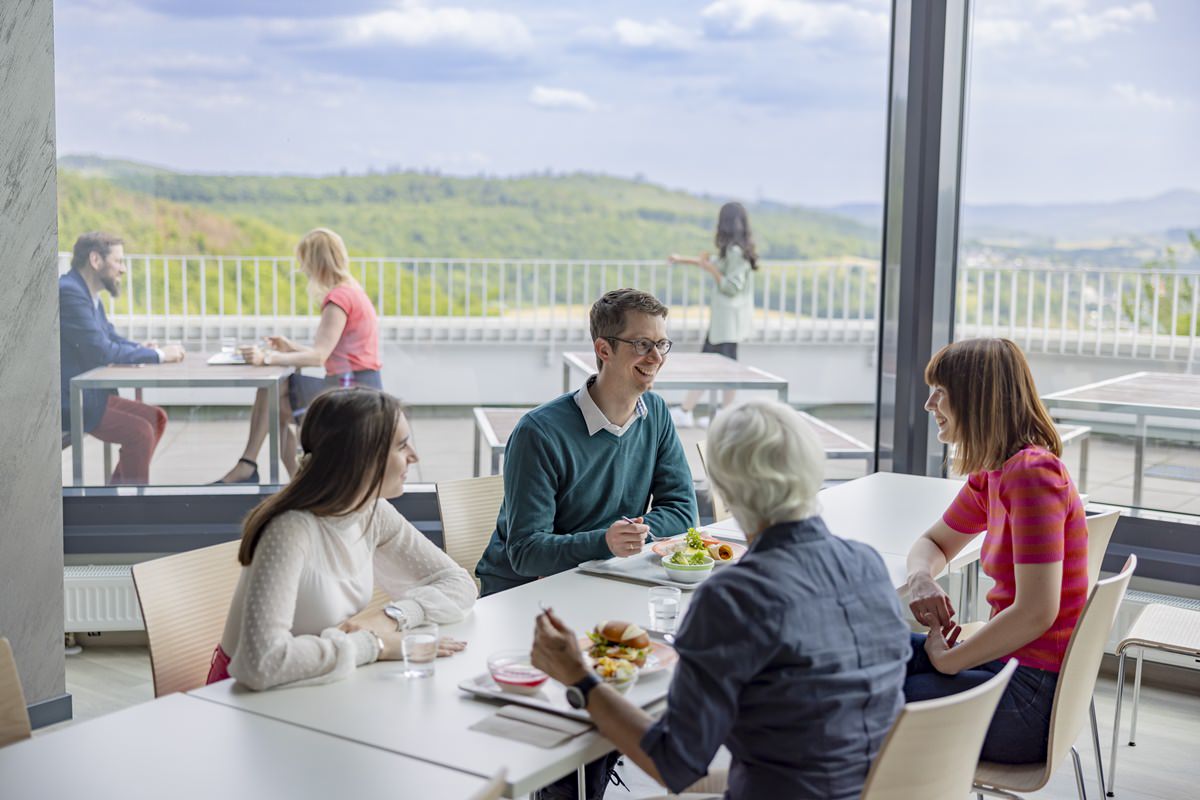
[221, 499, 476, 690]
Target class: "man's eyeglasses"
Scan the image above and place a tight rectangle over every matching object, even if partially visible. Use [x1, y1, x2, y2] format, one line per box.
[605, 336, 673, 356]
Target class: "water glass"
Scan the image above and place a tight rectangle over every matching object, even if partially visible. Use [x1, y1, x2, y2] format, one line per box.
[220, 337, 237, 355]
[401, 622, 439, 678]
[648, 587, 682, 635]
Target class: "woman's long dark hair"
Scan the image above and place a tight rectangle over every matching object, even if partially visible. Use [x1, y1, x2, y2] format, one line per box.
[715, 202, 758, 271]
[238, 387, 402, 565]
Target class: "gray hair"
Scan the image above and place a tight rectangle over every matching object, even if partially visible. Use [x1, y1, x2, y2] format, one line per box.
[705, 401, 824, 535]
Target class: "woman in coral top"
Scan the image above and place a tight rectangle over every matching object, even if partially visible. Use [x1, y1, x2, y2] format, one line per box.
[214, 227, 383, 482]
[904, 338, 1088, 764]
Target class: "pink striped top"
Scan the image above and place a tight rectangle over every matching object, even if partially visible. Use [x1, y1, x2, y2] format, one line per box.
[943, 446, 1089, 672]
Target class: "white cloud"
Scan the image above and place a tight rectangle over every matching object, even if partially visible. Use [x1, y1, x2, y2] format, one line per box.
[611, 18, 696, 51]
[1112, 81, 1177, 111]
[278, 2, 532, 57]
[1049, 1, 1156, 42]
[700, 0, 888, 44]
[528, 86, 597, 113]
[973, 18, 1032, 48]
[118, 110, 190, 134]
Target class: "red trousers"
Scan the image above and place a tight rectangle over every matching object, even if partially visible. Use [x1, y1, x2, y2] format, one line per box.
[88, 395, 168, 485]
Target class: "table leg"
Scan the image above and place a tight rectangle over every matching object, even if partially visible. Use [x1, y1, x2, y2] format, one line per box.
[1079, 433, 1090, 493]
[473, 425, 481, 478]
[491, 447, 502, 476]
[1132, 414, 1146, 507]
[562, 362, 571, 393]
[963, 562, 980, 623]
[778, 385, 788, 404]
[267, 380, 281, 484]
[576, 766, 585, 798]
[70, 383, 84, 486]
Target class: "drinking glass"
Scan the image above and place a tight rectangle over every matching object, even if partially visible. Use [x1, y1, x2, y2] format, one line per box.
[220, 337, 237, 355]
[648, 587, 682, 635]
[401, 622, 439, 678]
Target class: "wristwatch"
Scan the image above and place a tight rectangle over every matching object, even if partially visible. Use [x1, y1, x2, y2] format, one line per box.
[565, 672, 602, 709]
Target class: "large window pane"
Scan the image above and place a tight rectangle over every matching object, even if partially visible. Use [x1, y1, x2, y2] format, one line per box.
[958, 0, 1200, 516]
[55, 0, 889, 491]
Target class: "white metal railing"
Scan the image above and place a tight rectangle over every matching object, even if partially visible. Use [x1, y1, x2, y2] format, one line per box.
[57, 253, 1200, 363]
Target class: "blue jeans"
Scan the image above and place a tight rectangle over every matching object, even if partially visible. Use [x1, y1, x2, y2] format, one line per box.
[904, 633, 1057, 764]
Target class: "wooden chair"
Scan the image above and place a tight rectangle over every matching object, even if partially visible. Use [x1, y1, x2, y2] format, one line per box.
[132, 540, 242, 697]
[973, 555, 1137, 800]
[466, 769, 507, 800]
[436, 474, 505, 585]
[862, 660, 1017, 800]
[695, 441, 730, 523]
[0, 638, 32, 748]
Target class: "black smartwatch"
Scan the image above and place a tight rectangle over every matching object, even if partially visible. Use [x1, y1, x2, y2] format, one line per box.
[565, 672, 602, 709]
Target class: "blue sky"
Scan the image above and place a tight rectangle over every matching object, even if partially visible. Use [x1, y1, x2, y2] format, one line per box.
[54, 0, 1198, 206]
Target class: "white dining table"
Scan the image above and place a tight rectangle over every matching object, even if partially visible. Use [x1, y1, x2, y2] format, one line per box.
[190, 571, 687, 799]
[0, 693, 492, 800]
[183, 471, 977, 798]
[704, 472, 979, 610]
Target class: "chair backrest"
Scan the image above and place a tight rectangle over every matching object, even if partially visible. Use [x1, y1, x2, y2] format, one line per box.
[1042, 554, 1137, 781]
[1084, 509, 1121, 592]
[695, 441, 731, 523]
[437, 474, 506, 582]
[466, 769, 507, 800]
[0, 638, 32, 748]
[132, 539, 242, 697]
[861, 660, 1016, 800]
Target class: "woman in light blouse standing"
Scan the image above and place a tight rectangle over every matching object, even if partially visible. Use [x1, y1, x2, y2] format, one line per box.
[669, 201, 758, 428]
[208, 387, 476, 690]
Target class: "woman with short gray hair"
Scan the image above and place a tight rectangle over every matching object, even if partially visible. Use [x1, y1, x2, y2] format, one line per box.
[532, 400, 911, 799]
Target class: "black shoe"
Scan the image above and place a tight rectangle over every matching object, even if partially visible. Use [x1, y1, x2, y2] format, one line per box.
[209, 457, 259, 485]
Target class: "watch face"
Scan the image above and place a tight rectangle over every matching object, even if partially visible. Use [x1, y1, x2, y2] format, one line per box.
[565, 685, 586, 709]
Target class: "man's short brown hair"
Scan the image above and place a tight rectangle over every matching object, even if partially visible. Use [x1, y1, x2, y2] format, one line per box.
[589, 288, 669, 370]
[71, 232, 124, 272]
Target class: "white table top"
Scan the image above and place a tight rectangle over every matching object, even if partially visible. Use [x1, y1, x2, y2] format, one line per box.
[0, 693, 490, 800]
[704, 472, 974, 585]
[564, 351, 787, 391]
[1043, 371, 1200, 416]
[191, 572, 686, 798]
[71, 355, 290, 389]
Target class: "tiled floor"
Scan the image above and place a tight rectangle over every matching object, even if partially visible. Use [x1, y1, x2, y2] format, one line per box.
[51, 645, 1200, 799]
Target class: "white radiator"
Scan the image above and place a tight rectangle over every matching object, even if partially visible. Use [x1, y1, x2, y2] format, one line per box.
[63, 566, 145, 632]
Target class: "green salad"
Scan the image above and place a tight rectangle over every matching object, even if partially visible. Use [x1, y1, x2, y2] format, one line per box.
[667, 529, 712, 566]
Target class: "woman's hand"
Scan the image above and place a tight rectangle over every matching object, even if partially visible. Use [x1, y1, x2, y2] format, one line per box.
[436, 637, 467, 658]
[908, 571, 957, 633]
[266, 335, 299, 353]
[238, 345, 266, 366]
[531, 608, 590, 686]
[923, 623, 962, 675]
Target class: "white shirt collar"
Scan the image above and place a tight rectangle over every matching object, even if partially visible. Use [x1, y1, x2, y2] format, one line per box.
[574, 375, 647, 437]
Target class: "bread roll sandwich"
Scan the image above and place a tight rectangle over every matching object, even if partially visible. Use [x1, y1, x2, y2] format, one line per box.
[586, 620, 651, 667]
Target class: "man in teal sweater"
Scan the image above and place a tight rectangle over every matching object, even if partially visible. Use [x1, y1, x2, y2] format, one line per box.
[476, 288, 698, 597]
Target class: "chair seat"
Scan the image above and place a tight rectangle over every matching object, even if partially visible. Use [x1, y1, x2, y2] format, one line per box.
[974, 759, 1050, 793]
[1118, 603, 1200, 657]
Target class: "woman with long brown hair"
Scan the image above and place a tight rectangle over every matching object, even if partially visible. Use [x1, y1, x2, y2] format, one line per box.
[668, 201, 759, 428]
[904, 338, 1088, 763]
[208, 388, 476, 690]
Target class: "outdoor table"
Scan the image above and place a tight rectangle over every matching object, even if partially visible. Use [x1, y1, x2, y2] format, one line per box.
[69, 356, 290, 485]
[561, 351, 788, 405]
[1043, 371, 1200, 507]
[0, 693, 491, 799]
[472, 405, 866, 476]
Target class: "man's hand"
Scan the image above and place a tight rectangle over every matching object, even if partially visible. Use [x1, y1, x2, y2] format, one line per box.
[605, 517, 648, 558]
[923, 622, 962, 675]
[907, 571, 956, 633]
[531, 608, 590, 685]
[160, 344, 185, 363]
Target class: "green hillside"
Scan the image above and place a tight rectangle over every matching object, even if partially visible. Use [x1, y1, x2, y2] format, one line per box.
[57, 157, 878, 260]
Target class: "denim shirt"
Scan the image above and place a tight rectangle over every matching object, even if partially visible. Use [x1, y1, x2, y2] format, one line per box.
[640, 517, 911, 800]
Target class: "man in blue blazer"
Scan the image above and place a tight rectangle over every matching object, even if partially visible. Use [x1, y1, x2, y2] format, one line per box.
[61, 232, 184, 484]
